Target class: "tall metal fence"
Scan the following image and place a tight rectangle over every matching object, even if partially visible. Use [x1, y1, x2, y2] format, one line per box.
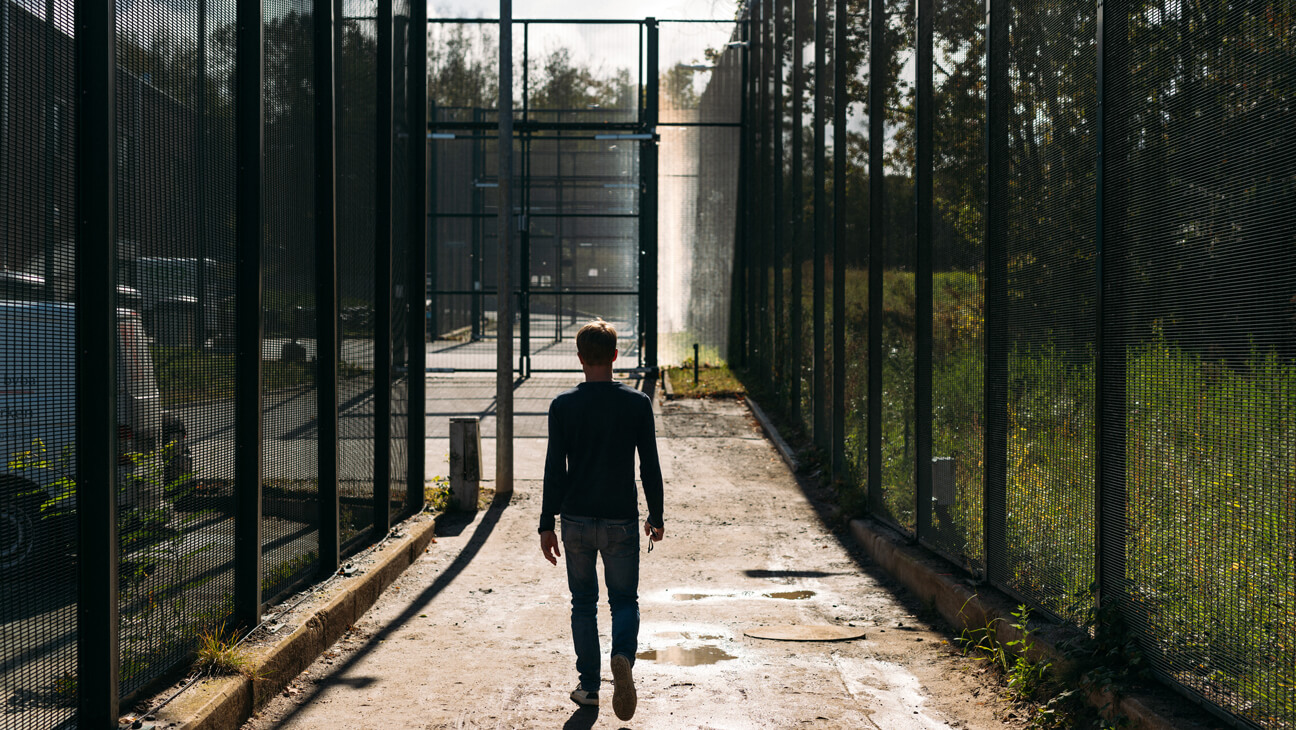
[736, 0, 1295, 727]
[0, 0, 426, 723]
[423, 17, 743, 373]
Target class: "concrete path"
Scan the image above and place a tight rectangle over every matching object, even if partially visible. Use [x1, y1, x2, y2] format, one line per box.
[243, 386, 1014, 729]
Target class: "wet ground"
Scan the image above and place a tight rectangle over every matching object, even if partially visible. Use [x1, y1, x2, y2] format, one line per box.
[242, 384, 1022, 729]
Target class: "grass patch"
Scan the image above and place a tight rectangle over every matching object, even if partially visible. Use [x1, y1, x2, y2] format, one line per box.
[152, 346, 316, 407]
[194, 623, 262, 678]
[664, 363, 746, 398]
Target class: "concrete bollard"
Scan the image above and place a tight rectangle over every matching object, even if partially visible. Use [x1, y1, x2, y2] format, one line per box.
[449, 417, 482, 512]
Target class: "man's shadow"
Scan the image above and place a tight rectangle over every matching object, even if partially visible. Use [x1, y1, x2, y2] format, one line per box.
[562, 706, 599, 729]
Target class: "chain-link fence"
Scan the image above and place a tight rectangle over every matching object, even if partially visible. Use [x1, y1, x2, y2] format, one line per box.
[737, 0, 1295, 727]
[0, 0, 426, 723]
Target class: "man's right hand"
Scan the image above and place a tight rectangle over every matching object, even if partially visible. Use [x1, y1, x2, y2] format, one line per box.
[540, 530, 561, 565]
[644, 521, 664, 542]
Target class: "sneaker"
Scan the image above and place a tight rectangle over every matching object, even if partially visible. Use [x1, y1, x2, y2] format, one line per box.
[610, 654, 637, 721]
[570, 686, 598, 707]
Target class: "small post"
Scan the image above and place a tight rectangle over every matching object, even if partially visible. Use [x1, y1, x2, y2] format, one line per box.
[449, 417, 482, 512]
[693, 342, 700, 386]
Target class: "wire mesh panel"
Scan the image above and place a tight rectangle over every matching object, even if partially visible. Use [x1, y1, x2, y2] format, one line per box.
[1107, 0, 1296, 723]
[428, 130, 502, 371]
[0, 2, 79, 722]
[338, 0, 378, 549]
[656, 118, 740, 367]
[112, 0, 239, 697]
[522, 24, 640, 125]
[875, 0, 916, 532]
[839, 0, 869, 502]
[261, 0, 318, 602]
[427, 21, 502, 113]
[658, 20, 741, 127]
[999, 0, 1096, 620]
[927, 0, 984, 571]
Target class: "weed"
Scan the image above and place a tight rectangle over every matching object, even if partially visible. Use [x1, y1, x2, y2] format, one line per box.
[956, 603, 1052, 703]
[424, 476, 451, 513]
[193, 623, 263, 678]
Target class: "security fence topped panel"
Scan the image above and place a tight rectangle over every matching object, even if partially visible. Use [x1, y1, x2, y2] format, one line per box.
[1105, 0, 1296, 724]
[658, 21, 744, 125]
[927, 0, 986, 572]
[738, 0, 1295, 726]
[1, 0, 425, 719]
[999, 0, 1097, 625]
[1, 2, 79, 724]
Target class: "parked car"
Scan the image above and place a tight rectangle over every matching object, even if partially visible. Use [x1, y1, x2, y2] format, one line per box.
[0, 302, 191, 577]
[23, 244, 233, 350]
[135, 256, 234, 349]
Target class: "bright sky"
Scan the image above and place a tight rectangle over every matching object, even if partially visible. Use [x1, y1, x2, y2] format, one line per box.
[429, 0, 740, 21]
[426, 1, 744, 83]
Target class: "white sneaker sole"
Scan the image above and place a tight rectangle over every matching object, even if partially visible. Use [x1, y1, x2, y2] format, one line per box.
[611, 654, 636, 721]
[570, 689, 598, 707]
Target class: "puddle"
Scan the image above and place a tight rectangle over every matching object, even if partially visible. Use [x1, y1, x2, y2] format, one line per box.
[672, 593, 723, 601]
[764, 590, 816, 600]
[636, 645, 737, 666]
[655, 632, 725, 641]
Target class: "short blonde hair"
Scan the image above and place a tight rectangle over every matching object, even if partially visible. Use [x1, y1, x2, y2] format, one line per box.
[576, 319, 617, 365]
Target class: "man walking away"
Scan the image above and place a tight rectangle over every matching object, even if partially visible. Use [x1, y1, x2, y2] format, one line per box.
[539, 319, 665, 722]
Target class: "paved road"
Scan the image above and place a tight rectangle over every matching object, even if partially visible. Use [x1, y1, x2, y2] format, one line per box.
[238, 395, 1017, 730]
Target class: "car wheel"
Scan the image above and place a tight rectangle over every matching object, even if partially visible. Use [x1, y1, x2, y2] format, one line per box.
[0, 483, 43, 578]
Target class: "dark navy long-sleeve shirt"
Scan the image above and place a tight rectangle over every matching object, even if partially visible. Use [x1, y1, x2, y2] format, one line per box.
[539, 380, 664, 533]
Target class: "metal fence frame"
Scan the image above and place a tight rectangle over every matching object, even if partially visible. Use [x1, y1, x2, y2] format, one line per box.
[735, 0, 1292, 727]
[61, 0, 427, 721]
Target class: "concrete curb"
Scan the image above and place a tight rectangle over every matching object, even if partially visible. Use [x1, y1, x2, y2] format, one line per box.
[744, 397, 799, 473]
[848, 518, 1218, 730]
[153, 511, 443, 730]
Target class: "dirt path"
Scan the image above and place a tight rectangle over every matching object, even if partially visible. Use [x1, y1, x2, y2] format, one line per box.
[243, 391, 1018, 729]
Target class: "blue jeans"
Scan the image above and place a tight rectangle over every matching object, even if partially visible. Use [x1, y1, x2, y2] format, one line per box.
[560, 515, 640, 692]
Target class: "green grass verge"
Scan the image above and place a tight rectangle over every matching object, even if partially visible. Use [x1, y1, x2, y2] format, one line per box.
[664, 364, 746, 398]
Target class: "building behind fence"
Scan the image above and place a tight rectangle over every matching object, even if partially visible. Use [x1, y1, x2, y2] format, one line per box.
[734, 0, 1295, 727]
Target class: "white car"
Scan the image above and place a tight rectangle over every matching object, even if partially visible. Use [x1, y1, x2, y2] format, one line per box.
[0, 302, 191, 576]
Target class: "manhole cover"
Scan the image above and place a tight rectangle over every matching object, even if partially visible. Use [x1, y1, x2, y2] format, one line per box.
[744, 625, 866, 642]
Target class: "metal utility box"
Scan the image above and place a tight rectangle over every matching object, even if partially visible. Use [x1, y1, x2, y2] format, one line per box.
[932, 457, 956, 506]
[449, 417, 482, 511]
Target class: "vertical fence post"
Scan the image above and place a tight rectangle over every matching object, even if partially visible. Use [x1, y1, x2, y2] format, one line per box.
[762, 0, 774, 385]
[745, 8, 758, 368]
[642, 18, 659, 374]
[831, 0, 847, 480]
[496, 0, 514, 498]
[914, 0, 934, 540]
[75, 0, 120, 718]
[733, 18, 748, 367]
[234, 0, 265, 629]
[982, 0, 1009, 584]
[789, 0, 804, 420]
[314, 0, 340, 572]
[407, 0, 427, 513]
[1094, 0, 1128, 622]
[867, 0, 884, 510]
[752, 0, 765, 375]
[373, 0, 393, 536]
[427, 101, 438, 342]
[812, 0, 827, 449]
[773, 0, 785, 399]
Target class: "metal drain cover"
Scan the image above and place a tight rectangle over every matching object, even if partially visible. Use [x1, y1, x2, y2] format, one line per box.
[744, 625, 867, 642]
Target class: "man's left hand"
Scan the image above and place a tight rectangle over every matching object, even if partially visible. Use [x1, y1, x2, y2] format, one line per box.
[540, 530, 561, 565]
